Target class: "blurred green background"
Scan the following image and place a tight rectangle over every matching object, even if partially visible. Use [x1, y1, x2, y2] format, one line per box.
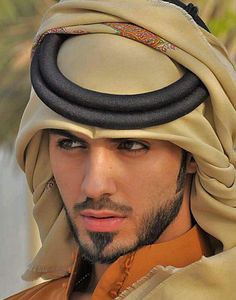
[0, 0, 236, 145]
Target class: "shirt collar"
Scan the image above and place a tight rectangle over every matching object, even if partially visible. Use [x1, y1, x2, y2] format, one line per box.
[66, 225, 212, 299]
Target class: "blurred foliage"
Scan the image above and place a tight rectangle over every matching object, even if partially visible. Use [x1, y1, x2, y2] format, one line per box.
[0, 0, 236, 144]
[0, 0, 56, 144]
[209, 11, 236, 37]
[183, 0, 236, 59]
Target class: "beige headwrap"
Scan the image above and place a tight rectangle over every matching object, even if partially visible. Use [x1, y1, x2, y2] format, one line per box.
[16, 0, 236, 297]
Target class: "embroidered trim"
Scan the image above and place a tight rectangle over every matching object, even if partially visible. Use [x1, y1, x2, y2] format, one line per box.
[33, 23, 175, 55]
[32, 27, 88, 55]
[105, 22, 176, 53]
[108, 252, 135, 298]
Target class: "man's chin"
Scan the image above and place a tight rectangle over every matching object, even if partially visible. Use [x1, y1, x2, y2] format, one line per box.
[80, 249, 122, 264]
[77, 233, 139, 264]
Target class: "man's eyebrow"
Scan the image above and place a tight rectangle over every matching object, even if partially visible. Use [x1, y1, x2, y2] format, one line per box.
[48, 129, 81, 140]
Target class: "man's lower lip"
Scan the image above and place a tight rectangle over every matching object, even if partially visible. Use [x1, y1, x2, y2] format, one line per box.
[82, 216, 125, 232]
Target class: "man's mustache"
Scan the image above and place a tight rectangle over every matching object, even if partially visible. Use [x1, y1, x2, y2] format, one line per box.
[73, 197, 133, 215]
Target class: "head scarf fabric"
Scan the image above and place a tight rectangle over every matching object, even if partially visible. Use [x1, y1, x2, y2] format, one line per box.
[16, 0, 236, 290]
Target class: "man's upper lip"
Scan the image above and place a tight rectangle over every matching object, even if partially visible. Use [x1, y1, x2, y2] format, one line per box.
[80, 209, 126, 218]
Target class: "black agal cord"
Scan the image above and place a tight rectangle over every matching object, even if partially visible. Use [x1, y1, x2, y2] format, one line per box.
[31, 2, 209, 129]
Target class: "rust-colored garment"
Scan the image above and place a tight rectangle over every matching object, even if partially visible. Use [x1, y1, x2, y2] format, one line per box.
[6, 226, 212, 300]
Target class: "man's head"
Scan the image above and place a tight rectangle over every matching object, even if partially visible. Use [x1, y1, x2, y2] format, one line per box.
[43, 33, 198, 263]
[15, 0, 236, 281]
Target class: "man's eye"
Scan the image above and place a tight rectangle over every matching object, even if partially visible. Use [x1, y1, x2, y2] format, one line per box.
[118, 140, 149, 151]
[57, 139, 86, 150]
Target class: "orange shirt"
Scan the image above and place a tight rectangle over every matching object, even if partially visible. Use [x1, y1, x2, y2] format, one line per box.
[6, 225, 212, 300]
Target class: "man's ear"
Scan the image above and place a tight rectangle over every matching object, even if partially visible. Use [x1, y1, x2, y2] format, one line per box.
[187, 155, 197, 174]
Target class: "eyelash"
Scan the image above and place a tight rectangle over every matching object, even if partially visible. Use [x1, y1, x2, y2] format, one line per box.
[56, 138, 149, 153]
[117, 140, 149, 152]
[57, 139, 86, 150]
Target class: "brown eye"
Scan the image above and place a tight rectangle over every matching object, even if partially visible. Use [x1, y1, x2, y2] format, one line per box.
[57, 139, 86, 150]
[118, 140, 149, 151]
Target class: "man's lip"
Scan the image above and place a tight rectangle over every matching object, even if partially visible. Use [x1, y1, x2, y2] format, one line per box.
[80, 209, 126, 218]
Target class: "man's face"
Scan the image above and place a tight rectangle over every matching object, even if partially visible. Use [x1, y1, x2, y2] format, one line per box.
[49, 129, 191, 263]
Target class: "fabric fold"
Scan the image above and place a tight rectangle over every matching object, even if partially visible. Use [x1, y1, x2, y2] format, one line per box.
[14, 0, 236, 288]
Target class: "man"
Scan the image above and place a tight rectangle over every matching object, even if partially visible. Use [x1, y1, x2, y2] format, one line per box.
[6, 0, 236, 299]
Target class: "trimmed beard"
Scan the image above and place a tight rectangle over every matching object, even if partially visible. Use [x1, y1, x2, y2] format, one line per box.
[65, 150, 188, 264]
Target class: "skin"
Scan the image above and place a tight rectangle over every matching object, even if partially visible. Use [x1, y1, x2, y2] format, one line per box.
[49, 129, 196, 298]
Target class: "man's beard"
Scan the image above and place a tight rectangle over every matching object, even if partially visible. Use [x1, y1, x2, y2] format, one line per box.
[65, 151, 188, 264]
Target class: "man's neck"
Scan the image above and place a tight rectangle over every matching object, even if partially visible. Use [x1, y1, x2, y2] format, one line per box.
[95, 263, 109, 285]
[71, 263, 109, 299]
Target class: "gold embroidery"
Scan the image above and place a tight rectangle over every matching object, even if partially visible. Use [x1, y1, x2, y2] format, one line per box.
[105, 22, 176, 53]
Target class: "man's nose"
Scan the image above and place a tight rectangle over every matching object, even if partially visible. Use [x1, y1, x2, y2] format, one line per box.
[80, 148, 117, 199]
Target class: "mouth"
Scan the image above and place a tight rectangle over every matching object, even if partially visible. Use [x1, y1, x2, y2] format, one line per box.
[80, 209, 127, 232]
